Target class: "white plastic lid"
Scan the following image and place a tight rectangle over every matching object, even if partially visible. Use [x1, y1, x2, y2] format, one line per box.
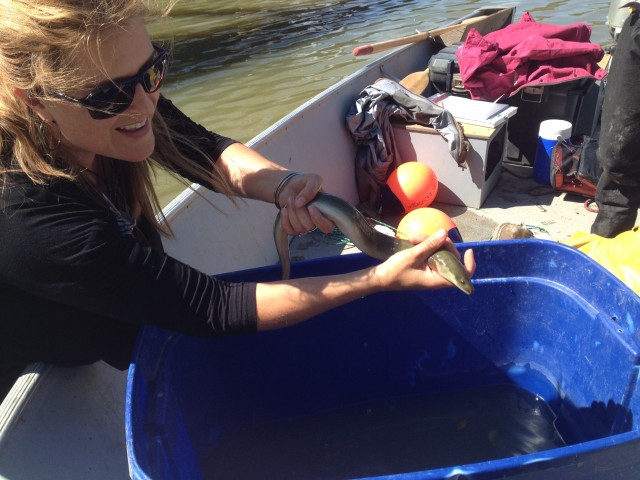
[538, 119, 572, 140]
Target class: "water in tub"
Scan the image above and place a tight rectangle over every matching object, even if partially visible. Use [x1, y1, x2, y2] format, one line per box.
[202, 383, 565, 479]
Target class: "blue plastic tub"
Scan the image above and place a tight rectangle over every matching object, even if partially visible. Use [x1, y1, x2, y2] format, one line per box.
[126, 240, 640, 479]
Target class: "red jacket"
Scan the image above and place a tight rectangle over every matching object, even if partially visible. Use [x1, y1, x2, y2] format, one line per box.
[457, 12, 608, 100]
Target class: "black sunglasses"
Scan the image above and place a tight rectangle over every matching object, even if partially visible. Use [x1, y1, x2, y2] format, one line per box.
[52, 44, 169, 120]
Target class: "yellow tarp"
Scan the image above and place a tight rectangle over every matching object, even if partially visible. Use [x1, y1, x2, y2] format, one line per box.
[561, 227, 640, 296]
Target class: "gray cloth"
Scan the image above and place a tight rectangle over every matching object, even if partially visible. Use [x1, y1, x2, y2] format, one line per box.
[346, 78, 469, 213]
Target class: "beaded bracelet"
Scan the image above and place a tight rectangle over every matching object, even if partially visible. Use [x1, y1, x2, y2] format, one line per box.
[273, 172, 300, 209]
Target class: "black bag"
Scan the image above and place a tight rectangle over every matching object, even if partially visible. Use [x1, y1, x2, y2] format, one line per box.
[550, 135, 601, 198]
[427, 44, 470, 97]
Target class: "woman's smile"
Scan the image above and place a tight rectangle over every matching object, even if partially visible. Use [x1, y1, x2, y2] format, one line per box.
[118, 119, 147, 131]
[116, 117, 151, 138]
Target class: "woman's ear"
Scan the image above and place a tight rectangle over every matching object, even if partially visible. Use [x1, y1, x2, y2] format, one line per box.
[13, 87, 54, 123]
[13, 87, 37, 105]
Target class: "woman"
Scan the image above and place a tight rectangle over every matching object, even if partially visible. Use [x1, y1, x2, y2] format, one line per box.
[0, 0, 475, 397]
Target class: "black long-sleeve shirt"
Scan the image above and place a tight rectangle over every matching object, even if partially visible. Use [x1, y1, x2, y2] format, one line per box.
[0, 97, 258, 376]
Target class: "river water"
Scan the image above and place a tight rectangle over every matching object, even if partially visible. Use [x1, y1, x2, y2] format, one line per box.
[149, 0, 615, 205]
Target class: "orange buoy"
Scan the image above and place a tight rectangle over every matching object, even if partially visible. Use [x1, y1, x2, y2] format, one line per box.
[386, 162, 438, 213]
[396, 207, 462, 242]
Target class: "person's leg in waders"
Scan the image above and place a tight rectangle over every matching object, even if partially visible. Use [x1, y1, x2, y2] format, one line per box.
[592, 7, 640, 238]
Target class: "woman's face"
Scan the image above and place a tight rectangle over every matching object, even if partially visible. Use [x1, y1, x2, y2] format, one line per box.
[36, 18, 160, 170]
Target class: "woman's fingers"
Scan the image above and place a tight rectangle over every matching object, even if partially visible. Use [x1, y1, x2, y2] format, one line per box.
[281, 204, 335, 235]
[462, 248, 476, 277]
[277, 173, 335, 235]
[374, 229, 476, 292]
[308, 205, 335, 233]
[410, 229, 449, 259]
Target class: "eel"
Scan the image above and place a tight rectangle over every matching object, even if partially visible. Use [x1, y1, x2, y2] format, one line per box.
[274, 192, 474, 295]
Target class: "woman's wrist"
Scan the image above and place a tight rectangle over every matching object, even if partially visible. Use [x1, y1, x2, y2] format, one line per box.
[273, 172, 300, 209]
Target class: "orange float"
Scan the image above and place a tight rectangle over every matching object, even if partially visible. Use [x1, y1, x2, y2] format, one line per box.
[386, 162, 438, 213]
[396, 207, 462, 242]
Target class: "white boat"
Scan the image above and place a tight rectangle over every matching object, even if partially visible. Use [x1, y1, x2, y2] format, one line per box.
[0, 5, 632, 478]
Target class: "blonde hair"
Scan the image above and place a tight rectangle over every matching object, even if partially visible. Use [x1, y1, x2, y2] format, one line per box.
[0, 0, 232, 236]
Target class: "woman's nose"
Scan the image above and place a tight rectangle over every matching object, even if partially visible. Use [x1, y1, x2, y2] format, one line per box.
[127, 82, 158, 114]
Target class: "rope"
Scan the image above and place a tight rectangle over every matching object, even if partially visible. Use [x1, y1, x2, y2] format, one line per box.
[584, 198, 599, 213]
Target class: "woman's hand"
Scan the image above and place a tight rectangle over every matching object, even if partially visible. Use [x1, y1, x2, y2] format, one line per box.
[277, 173, 335, 235]
[372, 229, 476, 291]
[215, 145, 334, 235]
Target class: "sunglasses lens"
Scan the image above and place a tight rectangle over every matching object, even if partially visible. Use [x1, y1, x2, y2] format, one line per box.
[143, 55, 167, 93]
[84, 85, 135, 119]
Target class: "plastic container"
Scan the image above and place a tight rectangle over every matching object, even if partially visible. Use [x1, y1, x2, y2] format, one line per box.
[533, 119, 573, 185]
[126, 240, 640, 480]
[505, 79, 592, 166]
